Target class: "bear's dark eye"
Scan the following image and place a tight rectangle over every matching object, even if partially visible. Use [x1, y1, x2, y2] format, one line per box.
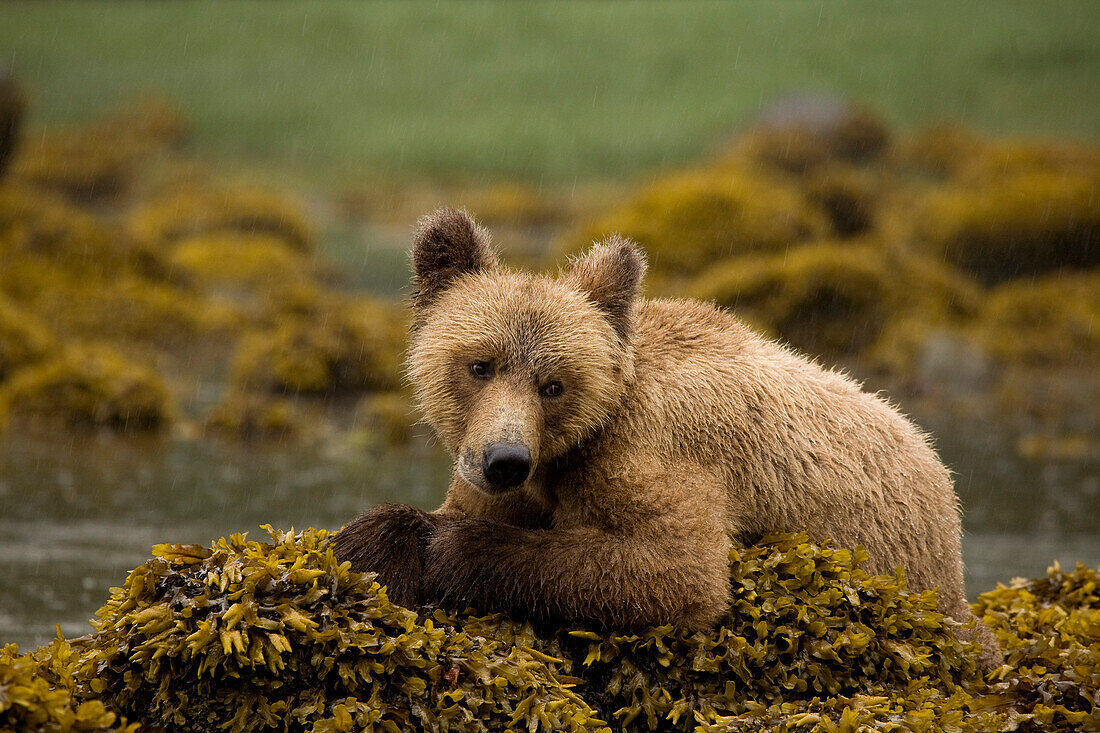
[539, 381, 563, 398]
[469, 361, 493, 380]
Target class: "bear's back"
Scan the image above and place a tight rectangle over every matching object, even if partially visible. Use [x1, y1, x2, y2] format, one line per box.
[615, 297, 956, 576]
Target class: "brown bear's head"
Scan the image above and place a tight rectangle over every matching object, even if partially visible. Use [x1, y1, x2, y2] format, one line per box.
[408, 208, 645, 495]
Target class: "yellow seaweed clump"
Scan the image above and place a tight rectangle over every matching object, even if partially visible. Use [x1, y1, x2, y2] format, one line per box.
[0, 642, 137, 733]
[16, 528, 1100, 731]
[919, 170, 1100, 283]
[0, 295, 54, 382]
[129, 184, 315, 252]
[0, 184, 162, 282]
[974, 562, 1100, 731]
[77, 527, 605, 733]
[0, 345, 174, 432]
[458, 182, 568, 228]
[232, 297, 405, 396]
[730, 104, 892, 176]
[803, 165, 881, 238]
[9, 97, 188, 202]
[976, 270, 1100, 368]
[28, 274, 238, 349]
[203, 392, 303, 443]
[900, 126, 1100, 186]
[688, 244, 979, 360]
[168, 232, 314, 291]
[562, 170, 829, 283]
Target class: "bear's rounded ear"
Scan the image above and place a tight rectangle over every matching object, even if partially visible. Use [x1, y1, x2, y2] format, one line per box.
[564, 235, 647, 341]
[411, 208, 498, 309]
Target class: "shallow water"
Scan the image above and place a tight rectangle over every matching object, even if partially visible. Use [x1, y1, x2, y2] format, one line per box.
[1, 420, 1098, 651]
[0, 434, 452, 649]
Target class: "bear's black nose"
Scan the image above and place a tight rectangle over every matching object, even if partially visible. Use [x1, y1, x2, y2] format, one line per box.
[482, 443, 531, 489]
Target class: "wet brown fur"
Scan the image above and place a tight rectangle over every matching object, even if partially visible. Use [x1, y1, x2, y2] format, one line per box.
[331, 208, 1000, 669]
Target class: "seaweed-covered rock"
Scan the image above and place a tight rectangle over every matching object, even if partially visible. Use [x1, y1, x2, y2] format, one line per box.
[0, 184, 162, 281]
[13, 528, 1100, 732]
[976, 270, 1100, 368]
[458, 182, 568, 228]
[0, 344, 174, 432]
[561, 170, 829, 282]
[78, 527, 603, 733]
[803, 165, 880, 238]
[0, 642, 137, 733]
[896, 124, 987, 180]
[203, 392, 303, 443]
[129, 184, 315, 251]
[520, 533, 985, 731]
[900, 126, 1100, 186]
[731, 100, 892, 175]
[919, 170, 1100, 283]
[354, 391, 417, 445]
[231, 298, 404, 396]
[169, 233, 314, 291]
[688, 244, 978, 359]
[28, 274, 238, 348]
[9, 97, 187, 202]
[0, 295, 54, 382]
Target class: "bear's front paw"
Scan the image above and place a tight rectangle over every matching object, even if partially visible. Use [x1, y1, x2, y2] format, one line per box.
[329, 504, 437, 608]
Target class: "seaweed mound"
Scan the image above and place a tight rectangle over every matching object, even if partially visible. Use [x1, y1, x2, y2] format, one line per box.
[919, 170, 1100, 284]
[562, 170, 829, 282]
[688, 244, 977, 359]
[230, 297, 405, 397]
[10, 97, 186, 202]
[0, 641, 138, 733]
[0, 345, 174, 432]
[129, 184, 314, 252]
[976, 270, 1100, 367]
[0, 296, 54, 382]
[71, 527, 602, 733]
[11, 527, 1098, 732]
[0, 101, 409, 444]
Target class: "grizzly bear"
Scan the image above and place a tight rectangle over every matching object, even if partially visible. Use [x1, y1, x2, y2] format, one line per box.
[331, 208, 1000, 668]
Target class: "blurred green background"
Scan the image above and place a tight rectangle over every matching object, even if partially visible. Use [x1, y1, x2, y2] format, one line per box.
[4, 0, 1097, 182]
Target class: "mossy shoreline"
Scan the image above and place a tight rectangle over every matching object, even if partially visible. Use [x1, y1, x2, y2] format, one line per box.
[2, 528, 1096, 732]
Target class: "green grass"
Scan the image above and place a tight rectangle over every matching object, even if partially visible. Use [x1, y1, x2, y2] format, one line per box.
[2, 0, 1098, 183]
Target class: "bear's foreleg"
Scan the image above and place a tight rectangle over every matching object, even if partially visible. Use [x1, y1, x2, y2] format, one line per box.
[420, 517, 730, 630]
[329, 504, 438, 608]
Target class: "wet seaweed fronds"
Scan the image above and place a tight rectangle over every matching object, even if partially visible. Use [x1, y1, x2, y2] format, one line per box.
[11, 529, 1100, 731]
[973, 562, 1100, 732]
[77, 527, 605, 733]
[0, 642, 138, 733]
